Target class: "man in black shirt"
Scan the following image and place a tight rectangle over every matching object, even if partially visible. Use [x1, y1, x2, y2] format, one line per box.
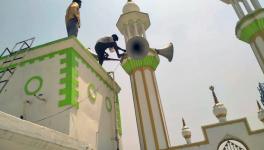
[95, 34, 126, 65]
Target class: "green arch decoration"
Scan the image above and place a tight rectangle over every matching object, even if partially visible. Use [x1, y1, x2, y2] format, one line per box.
[88, 84, 97, 103]
[105, 97, 112, 112]
[24, 76, 43, 95]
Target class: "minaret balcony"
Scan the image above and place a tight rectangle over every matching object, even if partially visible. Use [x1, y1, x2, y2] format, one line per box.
[121, 49, 160, 74]
[236, 8, 264, 43]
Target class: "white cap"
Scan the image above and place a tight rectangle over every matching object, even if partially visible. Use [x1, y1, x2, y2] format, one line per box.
[213, 103, 227, 123]
[123, 1, 140, 13]
[181, 118, 192, 144]
[210, 86, 227, 123]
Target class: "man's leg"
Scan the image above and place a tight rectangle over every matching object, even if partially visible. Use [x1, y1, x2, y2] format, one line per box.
[66, 19, 78, 37]
[95, 43, 105, 65]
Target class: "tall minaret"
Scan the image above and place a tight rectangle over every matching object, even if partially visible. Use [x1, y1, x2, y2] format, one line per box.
[116, 1, 171, 150]
[220, 0, 264, 73]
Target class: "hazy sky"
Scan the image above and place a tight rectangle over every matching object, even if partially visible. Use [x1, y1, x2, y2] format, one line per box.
[1, 0, 264, 149]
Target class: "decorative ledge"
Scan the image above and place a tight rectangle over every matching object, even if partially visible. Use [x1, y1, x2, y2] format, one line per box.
[121, 50, 160, 74]
[0, 111, 90, 150]
[236, 8, 264, 43]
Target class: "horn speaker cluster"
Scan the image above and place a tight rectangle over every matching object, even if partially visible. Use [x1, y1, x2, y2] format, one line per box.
[126, 36, 174, 62]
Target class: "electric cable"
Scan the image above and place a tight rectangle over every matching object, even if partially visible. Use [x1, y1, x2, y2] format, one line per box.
[33, 96, 92, 123]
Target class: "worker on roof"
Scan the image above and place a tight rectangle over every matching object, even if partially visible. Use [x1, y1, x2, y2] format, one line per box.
[95, 34, 126, 65]
[65, 0, 81, 37]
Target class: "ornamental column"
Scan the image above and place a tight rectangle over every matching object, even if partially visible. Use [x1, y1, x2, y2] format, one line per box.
[220, 0, 264, 73]
[116, 1, 171, 150]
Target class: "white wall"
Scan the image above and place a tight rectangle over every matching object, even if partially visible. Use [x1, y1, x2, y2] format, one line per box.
[69, 57, 118, 150]
[170, 119, 264, 150]
[0, 53, 70, 134]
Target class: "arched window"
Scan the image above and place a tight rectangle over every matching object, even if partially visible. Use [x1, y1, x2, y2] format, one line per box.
[218, 139, 248, 150]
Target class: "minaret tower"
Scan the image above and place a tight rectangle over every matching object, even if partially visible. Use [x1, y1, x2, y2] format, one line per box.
[220, 0, 264, 73]
[116, 1, 172, 149]
[209, 86, 228, 123]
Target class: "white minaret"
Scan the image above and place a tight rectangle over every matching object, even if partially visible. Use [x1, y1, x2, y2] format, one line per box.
[220, 0, 264, 73]
[257, 101, 264, 123]
[209, 86, 228, 123]
[116, 1, 170, 149]
[181, 118, 192, 144]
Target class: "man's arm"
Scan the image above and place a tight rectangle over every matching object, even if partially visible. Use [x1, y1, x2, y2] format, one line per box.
[71, 3, 81, 28]
[113, 42, 126, 52]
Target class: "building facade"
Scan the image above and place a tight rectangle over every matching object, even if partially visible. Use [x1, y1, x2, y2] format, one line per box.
[0, 37, 122, 150]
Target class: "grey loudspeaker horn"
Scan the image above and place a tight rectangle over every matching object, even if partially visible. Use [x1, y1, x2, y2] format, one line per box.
[156, 43, 174, 62]
[126, 36, 149, 59]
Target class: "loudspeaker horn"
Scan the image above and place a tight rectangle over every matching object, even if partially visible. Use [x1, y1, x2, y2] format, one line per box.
[156, 42, 174, 62]
[126, 36, 149, 59]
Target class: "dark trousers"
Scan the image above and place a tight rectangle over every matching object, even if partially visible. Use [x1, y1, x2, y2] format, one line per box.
[66, 18, 78, 37]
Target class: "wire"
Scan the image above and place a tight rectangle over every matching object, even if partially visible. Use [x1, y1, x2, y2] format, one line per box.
[34, 106, 72, 122]
[33, 96, 90, 123]
[33, 60, 121, 124]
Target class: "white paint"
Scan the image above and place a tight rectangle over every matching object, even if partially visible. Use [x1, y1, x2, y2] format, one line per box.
[144, 69, 167, 149]
[250, 42, 264, 73]
[255, 37, 264, 58]
[0, 38, 120, 93]
[0, 53, 70, 134]
[116, 1, 150, 41]
[122, 1, 140, 13]
[134, 70, 156, 150]
[182, 126, 192, 145]
[130, 75, 145, 150]
[252, 37, 264, 73]
[0, 111, 90, 150]
[0, 38, 121, 150]
[169, 119, 264, 150]
[213, 103, 227, 123]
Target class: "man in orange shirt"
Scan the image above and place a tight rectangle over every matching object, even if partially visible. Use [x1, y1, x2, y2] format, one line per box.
[65, 0, 81, 37]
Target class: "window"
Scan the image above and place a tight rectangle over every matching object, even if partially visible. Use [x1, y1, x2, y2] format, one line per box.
[218, 139, 248, 150]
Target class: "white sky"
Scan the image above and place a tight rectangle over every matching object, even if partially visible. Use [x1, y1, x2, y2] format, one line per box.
[0, 0, 264, 149]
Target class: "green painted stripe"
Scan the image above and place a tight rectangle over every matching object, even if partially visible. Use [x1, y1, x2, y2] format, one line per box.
[0, 36, 120, 93]
[122, 55, 160, 74]
[116, 96, 122, 136]
[58, 48, 79, 108]
[236, 9, 264, 43]
[0, 36, 72, 61]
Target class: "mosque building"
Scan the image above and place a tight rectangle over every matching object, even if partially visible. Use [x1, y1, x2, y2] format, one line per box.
[0, 0, 264, 150]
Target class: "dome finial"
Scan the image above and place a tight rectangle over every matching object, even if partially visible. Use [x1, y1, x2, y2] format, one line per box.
[122, 0, 140, 13]
[209, 85, 219, 104]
